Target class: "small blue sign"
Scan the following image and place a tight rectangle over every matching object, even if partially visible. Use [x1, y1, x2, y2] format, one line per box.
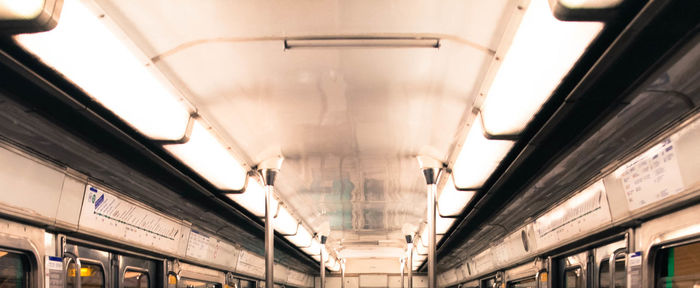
[95, 194, 104, 209]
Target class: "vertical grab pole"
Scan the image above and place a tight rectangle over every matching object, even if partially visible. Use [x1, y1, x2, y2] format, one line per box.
[341, 259, 346, 288]
[320, 235, 327, 288]
[426, 175, 437, 288]
[418, 156, 441, 288]
[259, 156, 283, 288]
[260, 168, 278, 288]
[401, 257, 406, 288]
[407, 235, 414, 288]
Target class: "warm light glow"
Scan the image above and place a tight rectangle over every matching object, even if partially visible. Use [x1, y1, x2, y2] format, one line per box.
[453, 115, 514, 189]
[273, 205, 299, 235]
[438, 176, 476, 216]
[227, 177, 280, 216]
[328, 260, 341, 271]
[302, 238, 321, 256]
[436, 216, 456, 234]
[286, 225, 313, 247]
[480, 0, 603, 135]
[416, 242, 428, 255]
[15, 0, 191, 140]
[164, 120, 247, 191]
[0, 0, 44, 19]
[559, 0, 624, 9]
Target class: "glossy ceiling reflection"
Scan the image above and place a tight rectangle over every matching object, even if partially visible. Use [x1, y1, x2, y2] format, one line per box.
[71, 0, 518, 264]
[14, 0, 602, 271]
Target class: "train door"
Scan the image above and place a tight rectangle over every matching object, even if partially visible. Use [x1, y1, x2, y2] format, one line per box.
[117, 254, 159, 288]
[594, 240, 627, 288]
[64, 242, 110, 288]
[555, 251, 589, 288]
[653, 239, 700, 287]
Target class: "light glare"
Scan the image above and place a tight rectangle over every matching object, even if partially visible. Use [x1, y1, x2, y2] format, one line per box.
[15, 0, 191, 140]
[0, 0, 44, 19]
[273, 205, 299, 235]
[453, 115, 514, 189]
[286, 225, 313, 247]
[480, 0, 603, 135]
[438, 177, 476, 216]
[164, 121, 247, 191]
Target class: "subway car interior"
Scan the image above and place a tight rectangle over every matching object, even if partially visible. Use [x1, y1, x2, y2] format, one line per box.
[0, 0, 698, 287]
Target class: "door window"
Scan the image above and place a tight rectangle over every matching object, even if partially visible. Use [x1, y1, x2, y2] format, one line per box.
[67, 262, 104, 288]
[508, 278, 536, 288]
[177, 277, 221, 288]
[239, 279, 256, 288]
[655, 241, 700, 288]
[600, 258, 626, 288]
[124, 269, 149, 288]
[0, 250, 29, 288]
[565, 268, 583, 288]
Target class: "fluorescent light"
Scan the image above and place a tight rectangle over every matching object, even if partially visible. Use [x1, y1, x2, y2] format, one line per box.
[273, 205, 299, 235]
[436, 217, 455, 234]
[416, 242, 428, 255]
[452, 115, 514, 189]
[322, 247, 329, 260]
[0, 0, 45, 19]
[328, 259, 341, 271]
[480, 0, 603, 135]
[286, 225, 313, 247]
[15, 0, 191, 140]
[438, 176, 476, 216]
[227, 176, 280, 216]
[302, 238, 321, 256]
[164, 120, 247, 191]
[284, 37, 440, 49]
[558, 0, 624, 9]
[326, 255, 336, 265]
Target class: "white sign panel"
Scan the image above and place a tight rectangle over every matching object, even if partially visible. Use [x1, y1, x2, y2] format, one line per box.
[45, 256, 63, 288]
[186, 230, 210, 259]
[534, 181, 612, 249]
[236, 250, 266, 278]
[616, 138, 685, 210]
[186, 230, 240, 269]
[79, 185, 184, 253]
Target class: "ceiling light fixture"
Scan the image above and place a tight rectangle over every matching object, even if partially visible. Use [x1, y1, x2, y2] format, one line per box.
[438, 176, 476, 217]
[163, 120, 247, 191]
[452, 115, 514, 189]
[15, 0, 192, 141]
[479, 0, 603, 136]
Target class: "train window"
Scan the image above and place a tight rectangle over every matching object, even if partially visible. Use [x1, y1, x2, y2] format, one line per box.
[239, 279, 256, 288]
[67, 262, 105, 288]
[599, 258, 626, 288]
[482, 278, 496, 288]
[508, 278, 536, 288]
[177, 277, 221, 288]
[655, 241, 700, 288]
[124, 269, 150, 288]
[564, 268, 583, 288]
[0, 250, 30, 288]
